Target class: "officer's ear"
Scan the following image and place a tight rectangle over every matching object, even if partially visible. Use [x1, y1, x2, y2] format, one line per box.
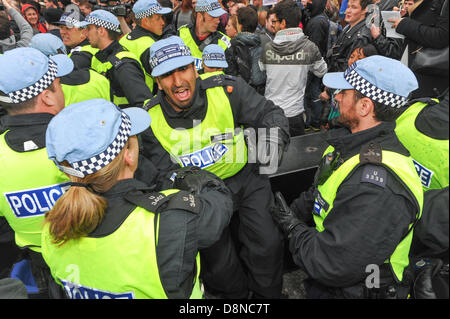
[155, 77, 163, 91]
[358, 96, 374, 118]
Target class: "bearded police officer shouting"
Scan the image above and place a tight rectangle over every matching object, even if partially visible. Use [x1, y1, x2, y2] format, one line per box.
[0, 48, 73, 298]
[272, 56, 424, 299]
[141, 36, 290, 298]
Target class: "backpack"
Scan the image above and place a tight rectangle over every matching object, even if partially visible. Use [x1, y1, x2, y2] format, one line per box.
[312, 14, 342, 61]
[231, 38, 266, 93]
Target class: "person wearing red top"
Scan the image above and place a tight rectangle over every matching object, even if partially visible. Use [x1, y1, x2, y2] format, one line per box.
[21, 4, 48, 34]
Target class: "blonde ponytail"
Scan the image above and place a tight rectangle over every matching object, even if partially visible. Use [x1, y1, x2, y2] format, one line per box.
[45, 141, 129, 245]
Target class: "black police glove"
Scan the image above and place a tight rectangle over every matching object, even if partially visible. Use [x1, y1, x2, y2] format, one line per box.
[257, 127, 288, 170]
[171, 166, 226, 195]
[271, 192, 304, 238]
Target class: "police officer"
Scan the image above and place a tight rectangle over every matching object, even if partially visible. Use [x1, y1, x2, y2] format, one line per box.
[0, 48, 73, 297]
[272, 56, 424, 299]
[178, 0, 233, 73]
[395, 92, 449, 191]
[41, 99, 234, 299]
[395, 91, 449, 262]
[119, 0, 172, 94]
[54, 11, 100, 70]
[141, 36, 290, 298]
[30, 33, 112, 106]
[201, 44, 228, 75]
[79, 10, 152, 108]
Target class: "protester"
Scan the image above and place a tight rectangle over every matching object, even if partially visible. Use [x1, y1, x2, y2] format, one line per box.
[42, 7, 63, 39]
[389, 0, 449, 98]
[228, 6, 266, 94]
[225, 11, 238, 37]
[173, 0, 194, 29]
[21, 3, 48, 34]
[260, 0, 327, 137]
[0, 0, 33, 53]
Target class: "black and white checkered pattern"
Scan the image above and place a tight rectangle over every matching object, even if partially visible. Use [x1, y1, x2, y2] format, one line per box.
[86, 15, 121, 33]
[8, 60, 58, 104]
[344, 69, 407, 108]
[135, 4, 162, 19]
[70, 113, 131, 176]
[196, 1, 221, 12]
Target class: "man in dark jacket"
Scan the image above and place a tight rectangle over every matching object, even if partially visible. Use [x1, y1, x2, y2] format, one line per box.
[390, 0, 449, 98]
[272, 56, 424, 299]
[141, 36, 290, 299]
[329, 0, 403, 72]
[303, 0, 329, 131]
[228, 6, 266, 94]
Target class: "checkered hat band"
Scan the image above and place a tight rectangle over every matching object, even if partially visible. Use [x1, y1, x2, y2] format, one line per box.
[203, 53, 225, 61]
[61, 15, 82, 26]
[135, 5, 163, 19]
[8, 60, 58, 104]
[150, 44, 191, 69]
[71, 113, 131, 176]
[196, 1, 221, 12]
[86, 15, 121, 33]
[344, 70, 407, 108]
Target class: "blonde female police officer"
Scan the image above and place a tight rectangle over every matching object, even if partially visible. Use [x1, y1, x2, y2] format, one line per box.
[41, 99, 234, 299]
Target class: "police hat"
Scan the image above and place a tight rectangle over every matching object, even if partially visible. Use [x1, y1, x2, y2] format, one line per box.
[0, 48, 73, 104]
[150, 36, 194, 77]
[323, 55, 418, 108]
[133, 0, 172, 19]
[46, 99, 151, 178]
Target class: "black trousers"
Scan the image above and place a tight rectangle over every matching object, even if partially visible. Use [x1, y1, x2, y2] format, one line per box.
[200, 164, 284, 298]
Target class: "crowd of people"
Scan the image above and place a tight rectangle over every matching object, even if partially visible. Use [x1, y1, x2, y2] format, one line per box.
[0, 0, 448, 300]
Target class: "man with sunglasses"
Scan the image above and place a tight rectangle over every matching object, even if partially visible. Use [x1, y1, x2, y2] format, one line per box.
[272, 55, 425, 299]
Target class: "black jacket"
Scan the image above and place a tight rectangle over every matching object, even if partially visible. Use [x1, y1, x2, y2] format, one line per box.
[69, 38, 93, 71]
[303, 0, 329, 58]
[94, 41, 152, 108]
[396, 0, 449, 98]
[140, 74, 290, 188]
[329, 17, 403, 72]
[289, 122, 419, 290]
[93, 178, 233, 298]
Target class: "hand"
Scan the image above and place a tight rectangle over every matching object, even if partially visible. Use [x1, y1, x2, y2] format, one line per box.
[388, 17, 403, 29]
[171, 166, 225, 195]
[370, 24, 381, 39]
[319, 90, 330, 101]
[257, 127, 287, 170]
[271, 192, 304, 238]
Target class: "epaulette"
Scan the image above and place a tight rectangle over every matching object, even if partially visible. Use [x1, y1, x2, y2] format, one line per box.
[124, 189, 201, 215]
[143, 95, 162, 111]
[200, 74, 237, 91]
[359, 141, 387, 188]
[359, 141, 382, 164]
